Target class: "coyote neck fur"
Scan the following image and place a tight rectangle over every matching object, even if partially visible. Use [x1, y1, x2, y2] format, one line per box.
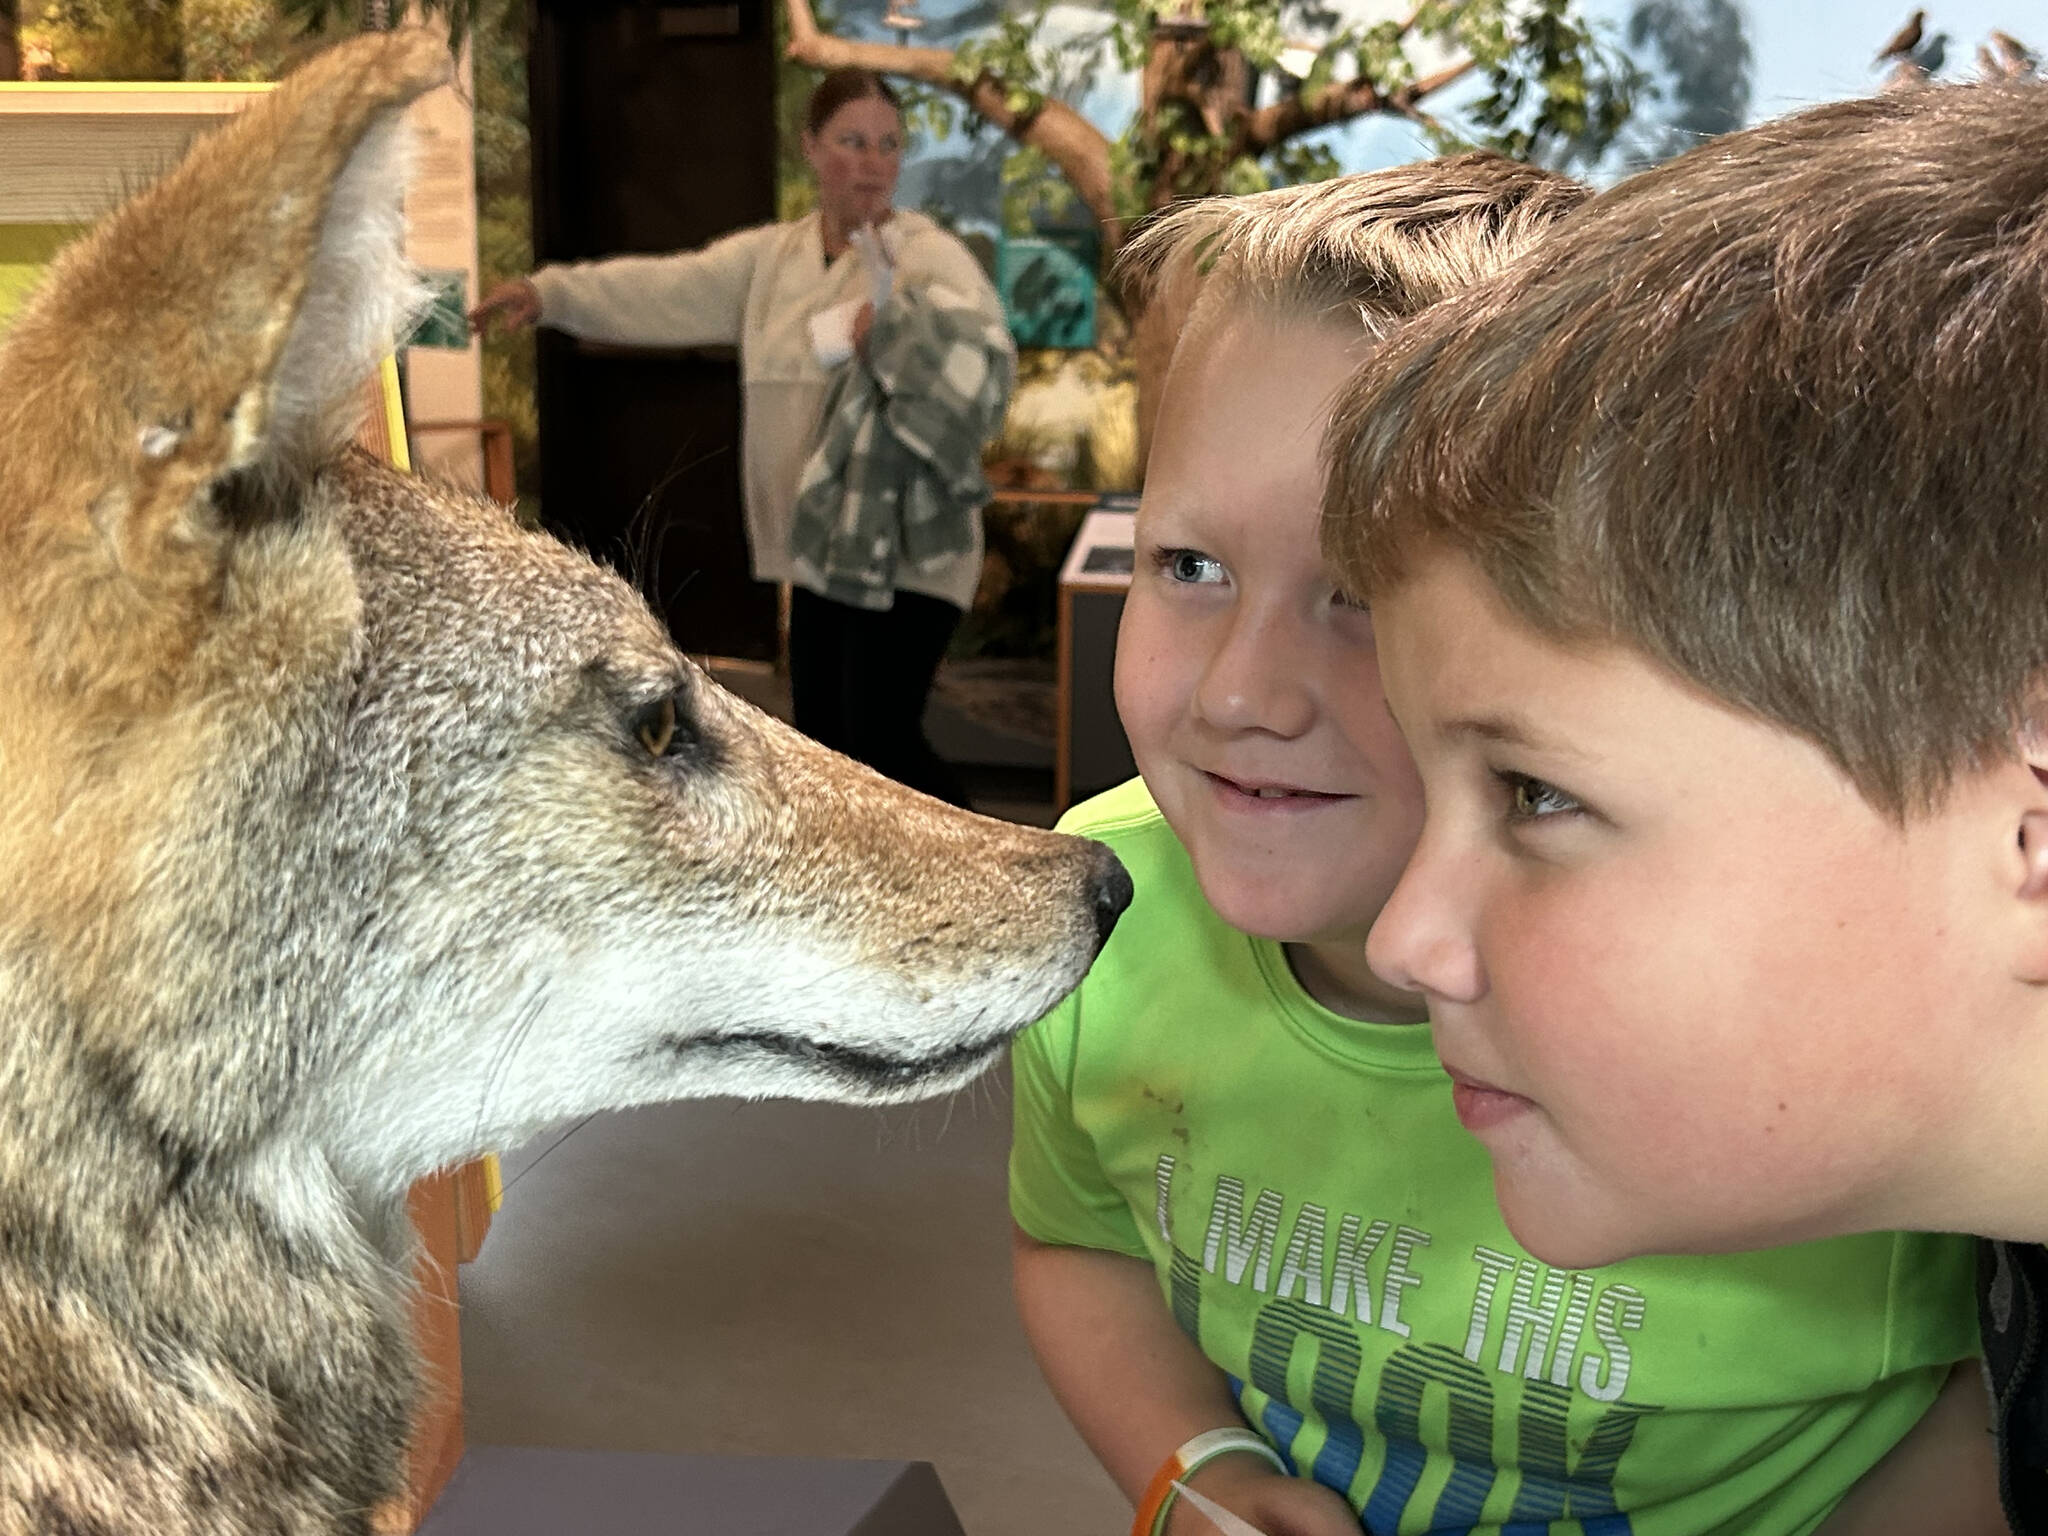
[0, 962, 416, 1535]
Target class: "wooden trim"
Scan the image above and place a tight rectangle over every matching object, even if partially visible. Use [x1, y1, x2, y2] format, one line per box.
[369, 1170, 467, 1534]
[0, 83, 268, 111]
[412, 417, 516, 508]
[396, 1171, 468, 1529]
[987, 488, 1100, 507]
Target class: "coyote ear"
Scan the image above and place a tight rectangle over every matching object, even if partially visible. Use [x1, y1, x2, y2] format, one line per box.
[0, 29, 448, 607]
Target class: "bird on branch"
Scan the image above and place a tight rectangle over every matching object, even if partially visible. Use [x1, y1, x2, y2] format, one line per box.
[1878, 14, 1949, 91]
[1875, 10, 1925, 66]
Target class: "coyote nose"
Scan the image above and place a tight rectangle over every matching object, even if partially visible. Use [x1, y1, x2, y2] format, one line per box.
[1088, 846, 1134, 949]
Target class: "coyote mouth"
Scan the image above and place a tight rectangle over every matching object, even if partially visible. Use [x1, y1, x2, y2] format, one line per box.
[661, 1027, 1014, 1092]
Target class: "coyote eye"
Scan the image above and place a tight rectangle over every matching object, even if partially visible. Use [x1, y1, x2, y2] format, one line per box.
[634, 695, 678, 757]
[615, 678, 714, 769]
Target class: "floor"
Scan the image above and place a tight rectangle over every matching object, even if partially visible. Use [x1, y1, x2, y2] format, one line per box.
[453, 659, 1127, 1534]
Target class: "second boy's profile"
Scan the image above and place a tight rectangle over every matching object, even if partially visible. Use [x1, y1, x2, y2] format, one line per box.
[1320, 81, 2048, 1531]
[1009, 159, 1995, 1536]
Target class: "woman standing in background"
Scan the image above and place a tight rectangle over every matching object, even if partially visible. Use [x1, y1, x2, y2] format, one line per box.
[473, 69, 1014, 808]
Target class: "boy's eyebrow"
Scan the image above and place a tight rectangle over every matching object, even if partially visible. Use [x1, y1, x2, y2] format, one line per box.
[1442, 711, 1589, 763]
[1448, 713, 1532, 745]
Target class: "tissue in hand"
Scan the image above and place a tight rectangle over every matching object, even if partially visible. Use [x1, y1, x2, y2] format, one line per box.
[849, 222, 895, 311]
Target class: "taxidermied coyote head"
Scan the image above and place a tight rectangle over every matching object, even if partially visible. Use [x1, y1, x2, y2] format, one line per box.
[0, 30, 1126, 1532]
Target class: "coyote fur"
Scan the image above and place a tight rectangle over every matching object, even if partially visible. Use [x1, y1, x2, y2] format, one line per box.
[0, 31, 1128, 1534]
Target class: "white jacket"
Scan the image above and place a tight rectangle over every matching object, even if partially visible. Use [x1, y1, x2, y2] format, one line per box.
[529, 210, 1011, 610]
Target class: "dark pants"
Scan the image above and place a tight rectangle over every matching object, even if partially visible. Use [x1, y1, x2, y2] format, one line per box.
[788, 586, 970, 808]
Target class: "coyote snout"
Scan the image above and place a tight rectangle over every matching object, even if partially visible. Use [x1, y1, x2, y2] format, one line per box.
[0, 28, 1125, 1535]
[604, 689, 1137, 1105]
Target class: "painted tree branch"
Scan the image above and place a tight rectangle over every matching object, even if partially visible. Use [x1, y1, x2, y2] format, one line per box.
[1244, 52, 1477, 153]
[783, 0, 1118, 233]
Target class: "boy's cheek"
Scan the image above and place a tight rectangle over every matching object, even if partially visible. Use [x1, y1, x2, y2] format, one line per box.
[1111, 595, 1183, 758]
[1485, 931, 1925, 1248]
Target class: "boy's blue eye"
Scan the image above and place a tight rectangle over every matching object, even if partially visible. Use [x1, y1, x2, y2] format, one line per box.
[1499, 770, 1580, 821]
[1157, 547, 1227, 586]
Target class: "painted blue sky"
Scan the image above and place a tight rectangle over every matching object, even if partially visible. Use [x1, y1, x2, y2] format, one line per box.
[843, 1, 2039, 225]
[1727, 0, 2027, 118]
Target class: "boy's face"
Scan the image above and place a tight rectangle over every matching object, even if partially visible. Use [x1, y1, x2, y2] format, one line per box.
[1116, 311, 1425, 1014]
[1367, 550, 2027, 1267]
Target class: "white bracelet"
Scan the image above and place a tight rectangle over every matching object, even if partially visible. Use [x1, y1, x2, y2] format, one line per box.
[1135, 1427, 1287, 1536]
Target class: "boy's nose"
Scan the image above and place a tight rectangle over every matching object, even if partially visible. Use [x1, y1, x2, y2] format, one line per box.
[1366, 839, 1486, 1006]
[1194, 619, 1315, 738]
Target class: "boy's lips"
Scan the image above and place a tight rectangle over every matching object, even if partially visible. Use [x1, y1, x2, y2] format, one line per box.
[1443, 1062, 1537, 1133]
[1201, 770, 1354, 809]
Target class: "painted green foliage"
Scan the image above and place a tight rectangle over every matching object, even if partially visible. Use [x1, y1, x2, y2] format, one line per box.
[934, 0, 1640, 225]
[16, 0, 470, 79]
[275, 0, 477, 48]
[1458, 0, 1639, 163]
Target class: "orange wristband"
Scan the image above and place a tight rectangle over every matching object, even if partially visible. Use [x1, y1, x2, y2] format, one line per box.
[1130, 1427, 1287, 1536]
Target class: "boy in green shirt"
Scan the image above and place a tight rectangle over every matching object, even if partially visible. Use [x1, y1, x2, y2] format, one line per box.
[1010, 156, 1995, 1535]
[1319, 85, 2048, 1531]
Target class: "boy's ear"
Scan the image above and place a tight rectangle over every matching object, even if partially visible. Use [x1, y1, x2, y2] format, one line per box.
[2009, 722, 2048, 981]
[0, 29, 448, 701]
[2021, 738, 2048, 892]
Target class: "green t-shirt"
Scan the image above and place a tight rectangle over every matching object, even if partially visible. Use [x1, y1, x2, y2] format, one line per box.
[1010, 778, 1981, 1536]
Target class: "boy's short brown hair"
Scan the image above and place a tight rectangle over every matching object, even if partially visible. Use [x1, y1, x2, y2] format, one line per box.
[1118, 152, 1589, 339]
[1324, 84, 2048, 818]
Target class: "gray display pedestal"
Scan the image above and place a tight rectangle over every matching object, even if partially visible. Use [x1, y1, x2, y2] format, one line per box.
[417, 1446, 967, 1536]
